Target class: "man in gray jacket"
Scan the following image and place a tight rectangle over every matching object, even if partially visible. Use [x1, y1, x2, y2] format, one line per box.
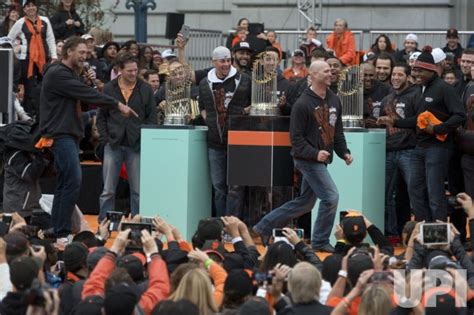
[97, 53, 157, 221]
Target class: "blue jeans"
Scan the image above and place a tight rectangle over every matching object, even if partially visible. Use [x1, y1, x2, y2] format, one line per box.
[51, 137, 82, 237]
[409, 145, 452, 222]
[208, 147, 244, 217]
[254, 159, 338, 248]
[385, 149, 414, 236]
[99, 144, 140, 221]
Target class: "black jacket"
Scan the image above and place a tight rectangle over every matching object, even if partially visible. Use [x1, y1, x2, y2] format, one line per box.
[50, 9, 85, 40]
[276, 74, 296, 116]
[443, 43, 464, 65]
[40, 62, 118, 140]
[380, 85, 421, 151]
[393, 48, 420, 64]
[98, 78, 157, 151]
[363, 80, 392, 120]
[394, 75, 466, 148]
[198, 68, 251, 149]
[290, 88, 349, 164]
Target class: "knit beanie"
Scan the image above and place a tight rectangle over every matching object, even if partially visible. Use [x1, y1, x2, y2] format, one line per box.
[413, 46, 437, 72]
[63, 242, 88, 273]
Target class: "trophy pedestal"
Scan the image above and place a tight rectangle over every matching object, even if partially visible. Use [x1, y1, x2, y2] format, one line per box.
[140, 126, 211, 241]
[227, 115, 293, 187]
[312, 129, 386, 244]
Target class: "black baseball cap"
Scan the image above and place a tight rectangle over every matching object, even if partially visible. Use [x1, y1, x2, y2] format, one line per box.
[446, 28, 459, 38]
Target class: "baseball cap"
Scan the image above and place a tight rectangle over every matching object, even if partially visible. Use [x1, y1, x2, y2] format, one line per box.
[292, 49, 305, 57]
[4, 231, 29, 256]
[232, 41, 253, 53]
[162, 49, 177, 59]
[405, 33, 418, 43]
[87, 246, 108, 271]
[63, 242, 88, 273]
[10, 256, 39, 291]
[431, 48, 446, 64]
[409, 51, 422, 61]
[118, 254, 145, 282]
[81, 34, 94, 41]
[446, 28, 459, 38]
[212, 46, 231, 60]
[341, 214, 367, 245]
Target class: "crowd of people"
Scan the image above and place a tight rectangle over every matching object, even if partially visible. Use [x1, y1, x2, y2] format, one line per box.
[0, 0, 474, 314]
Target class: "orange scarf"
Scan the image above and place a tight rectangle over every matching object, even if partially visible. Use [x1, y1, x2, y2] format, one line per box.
[24, 17, 46, 78]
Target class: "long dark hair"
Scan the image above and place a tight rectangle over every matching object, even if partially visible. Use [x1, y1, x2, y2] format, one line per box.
[1, 4, 21, 36]
[372, 34, 394, 55]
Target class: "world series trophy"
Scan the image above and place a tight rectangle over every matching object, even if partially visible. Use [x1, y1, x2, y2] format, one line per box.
[162, 63, 193, 125]
[250, 51, 280, 116]
[338, 65, 364, 128]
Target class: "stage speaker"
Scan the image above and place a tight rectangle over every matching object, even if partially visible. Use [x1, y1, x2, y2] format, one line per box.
[0, 49, 13, 117]
[165, 13, 185, 40]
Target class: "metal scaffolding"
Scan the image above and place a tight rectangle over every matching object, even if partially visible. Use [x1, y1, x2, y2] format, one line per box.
[297, 0, 323, 31]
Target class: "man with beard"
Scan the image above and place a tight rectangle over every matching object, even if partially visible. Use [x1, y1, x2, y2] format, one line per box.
[199, 46, 251, 217]
[253, 60, 352, 252]
[378, 47, 466, 222]
[326, 55, 343, 94]
[394, 33, 419, 64]
[361, 63, 392, 127]
[377, 63, 420, 241]
[232, 41, 253, 76]
[375, 53, 394, 85]
[39, 37, 136, 243]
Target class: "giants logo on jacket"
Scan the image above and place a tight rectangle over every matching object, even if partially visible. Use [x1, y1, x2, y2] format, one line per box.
[314, 104, 337, 148]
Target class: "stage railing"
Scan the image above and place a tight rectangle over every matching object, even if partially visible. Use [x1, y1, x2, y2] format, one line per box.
[187, 29, 224, 70]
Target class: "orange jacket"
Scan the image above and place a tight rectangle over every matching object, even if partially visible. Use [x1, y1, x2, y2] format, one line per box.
[82, 251, 170, 315]
[326, 30, 356, 65]
[208, 261, 227, 307]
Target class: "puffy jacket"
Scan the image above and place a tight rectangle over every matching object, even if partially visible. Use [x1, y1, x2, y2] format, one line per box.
[326, 31, 356, 65]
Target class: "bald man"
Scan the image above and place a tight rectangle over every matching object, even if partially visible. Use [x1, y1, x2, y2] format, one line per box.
[361, 62, 392, 128]
[254, 60, 353, 252]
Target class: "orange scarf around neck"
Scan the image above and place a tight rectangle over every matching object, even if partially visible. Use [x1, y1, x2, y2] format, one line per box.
[24, 17, 46, 78]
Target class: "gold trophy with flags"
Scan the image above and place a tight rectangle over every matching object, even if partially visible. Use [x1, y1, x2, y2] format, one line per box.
[338, 65, 364, 128]
[162, 63, 193, 125]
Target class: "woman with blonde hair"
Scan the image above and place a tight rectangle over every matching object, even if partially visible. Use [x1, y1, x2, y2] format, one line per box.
[170, 268, 218, 315]
[359, 284, 393, 315]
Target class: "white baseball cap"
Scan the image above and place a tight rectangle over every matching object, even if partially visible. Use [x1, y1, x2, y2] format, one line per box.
[405, 33, 418, 42]
[162, 49, 177, 59]
[408, 51, 421, 61]
[431, 48, 446, 64]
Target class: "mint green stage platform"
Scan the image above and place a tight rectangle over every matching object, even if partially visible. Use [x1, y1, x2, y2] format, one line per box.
[140, 126, 212, 241]
[312, 129, 387, 245]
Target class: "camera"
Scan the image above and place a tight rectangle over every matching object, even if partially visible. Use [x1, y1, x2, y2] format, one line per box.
[421, 223, 450, 246]
[447, 195, 462, 209]
[272, 228, 304, 239]
[106, 211, 123, 232]
[121, 223, 152, 249]
[253, 271, 273, 285]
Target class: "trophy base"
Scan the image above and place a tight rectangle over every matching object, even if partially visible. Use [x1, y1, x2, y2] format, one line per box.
[250, 103, 280, 116]
[342, 118, 364, 128]
[164, 116, 187, 126]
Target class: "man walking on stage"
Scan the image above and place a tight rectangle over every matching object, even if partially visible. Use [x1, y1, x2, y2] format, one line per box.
[39, 36, 136, 244]
[253, 60, 353, 253]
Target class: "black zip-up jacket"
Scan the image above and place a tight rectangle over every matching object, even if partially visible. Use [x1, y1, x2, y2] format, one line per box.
[50, 8, 85, 40]
[198, 69, 251, 149]
[40, 62, 118, 140]
[97, 78, 157, 151]
[394, 75, 466, 148]
[380, 85, 421, 151]
[290, 88, 349, 164]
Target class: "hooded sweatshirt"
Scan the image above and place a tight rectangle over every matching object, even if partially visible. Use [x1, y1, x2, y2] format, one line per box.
[290, 87, 349, 164]
[380, 85, 421, 151]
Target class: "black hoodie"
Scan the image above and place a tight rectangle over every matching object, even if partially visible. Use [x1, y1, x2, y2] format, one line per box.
[290, 87, 349, 164]
[394, 75, 466, 148]
[380, 85, 421, 151]
[0, 292, 27, 315]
